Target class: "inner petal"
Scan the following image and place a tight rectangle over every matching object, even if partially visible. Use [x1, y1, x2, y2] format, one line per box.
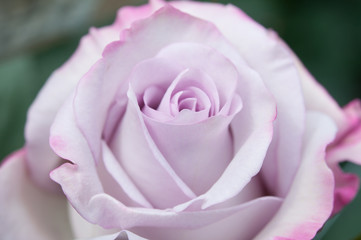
[171, 87, 211, 116]
[128, 58, 220, 124]
[157, 68, 217, 124]
[143, 86, 164, 110]
[178, 97, 197, 112]
[156, 42, 239, 115]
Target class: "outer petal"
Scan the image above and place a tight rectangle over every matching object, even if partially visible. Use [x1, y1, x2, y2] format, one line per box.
[68, 203, 120, 239]
[114, 0, 162, 30]
[49, 94, 106, 224]
[327, 100, 361, 213]
[25, 24, 120, 191]
[254, 112, 337, 240]
[267, 29, 349, 135]
[267, 30, 361, 213]
[0, 149, 72, 240]
[25, 0, 161, 191]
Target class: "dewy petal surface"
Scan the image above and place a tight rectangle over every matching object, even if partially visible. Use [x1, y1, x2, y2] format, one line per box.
[254, 112, 337, 240]
[0, 149, 72, 240]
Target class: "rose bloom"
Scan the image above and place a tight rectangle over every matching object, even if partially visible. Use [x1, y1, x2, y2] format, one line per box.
[1, 0, 361, 239]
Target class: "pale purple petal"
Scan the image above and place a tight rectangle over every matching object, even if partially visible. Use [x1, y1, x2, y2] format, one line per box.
[132, 197, 281, 240]
[0, 149, 72, 240]
[254, 112, 337, 239]
[25, 24, 120, 191]
[326, 100, 361, 213]
[144, 112, 235, 195]
[114, 0, 163, 30]
[155, 69, 216, 123]
[102, 141, 153, 208]
[69, 204, 119, 239]
[50, 95, 104, 223]
[267, 29, 350, 136]
[87, 193, 281, 232]
[265, 29, 361, 214]
[156, 42, 238, 115]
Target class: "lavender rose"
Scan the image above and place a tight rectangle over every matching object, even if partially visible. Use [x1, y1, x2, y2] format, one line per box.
[1, 0, 361, 239]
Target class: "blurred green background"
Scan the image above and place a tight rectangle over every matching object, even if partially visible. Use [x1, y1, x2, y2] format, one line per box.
[0, 0, 360, 239]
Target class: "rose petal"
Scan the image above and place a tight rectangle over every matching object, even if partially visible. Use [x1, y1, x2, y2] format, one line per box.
[114, 0, 163, 31]
[267, 29, 350, 135]
[266, 30, 361, 214]
[50, 95, 105, 223]
[0, 149, 72, 240]
[144, 109, 236, 195]
[131, 197, 281, 240]
[156, 42, 239, 115]
[69, 203, 119, 239]
[102, 141, 153, 208]
[156, 69, 215, 122]
[51, 120, 282, 234]
[25, 0, 161, 191]
[25, 23, 120, 191]
[87, 193, 281, 233]
[326, 100, 361, 213]
[125, 57, 217, 123]
[254, 112, 337, 239]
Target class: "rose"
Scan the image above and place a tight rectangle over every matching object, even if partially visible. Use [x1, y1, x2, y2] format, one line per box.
[1, 0, 361, 239]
